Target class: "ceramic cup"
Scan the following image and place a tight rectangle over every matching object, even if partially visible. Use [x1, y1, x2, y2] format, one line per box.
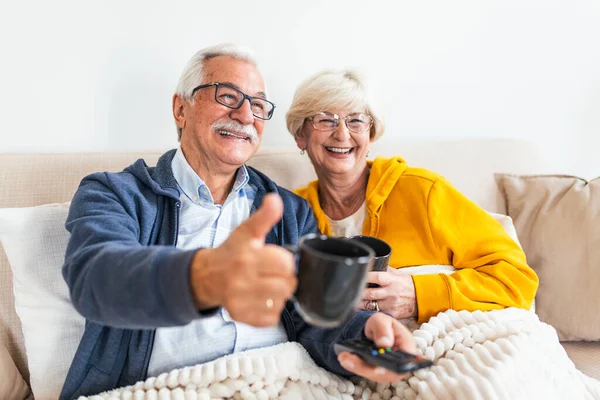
[348, 235, 392, 288]
[286, 234, 375, 328]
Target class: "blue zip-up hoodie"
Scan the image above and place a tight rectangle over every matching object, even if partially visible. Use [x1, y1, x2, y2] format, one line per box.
[60, 149, 373, 399]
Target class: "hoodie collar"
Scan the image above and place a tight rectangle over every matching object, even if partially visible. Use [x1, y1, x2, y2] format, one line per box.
[365, 156, 408, 213]
[122, 149, 180, 200]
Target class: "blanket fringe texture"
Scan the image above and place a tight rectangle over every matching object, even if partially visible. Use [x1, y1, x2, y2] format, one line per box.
[79, 308, 600, 400]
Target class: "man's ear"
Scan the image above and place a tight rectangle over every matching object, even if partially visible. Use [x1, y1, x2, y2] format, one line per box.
[172, 94, 187, 130]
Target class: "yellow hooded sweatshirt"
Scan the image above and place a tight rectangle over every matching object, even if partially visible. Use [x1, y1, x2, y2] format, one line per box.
[294, 156, 538, 323]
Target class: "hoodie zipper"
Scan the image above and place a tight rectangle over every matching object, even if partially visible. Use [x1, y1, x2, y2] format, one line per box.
[141, 199, 181, 381]
[172, 201, 181, 247]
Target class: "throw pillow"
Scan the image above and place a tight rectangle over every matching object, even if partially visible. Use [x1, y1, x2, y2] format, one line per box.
[0, 203, 85, 400]
[496, 174, 600, 340]
[0, 342, 29, 400]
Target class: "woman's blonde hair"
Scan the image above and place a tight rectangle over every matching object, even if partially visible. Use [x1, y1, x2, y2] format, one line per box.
[286, 69, 384, 141]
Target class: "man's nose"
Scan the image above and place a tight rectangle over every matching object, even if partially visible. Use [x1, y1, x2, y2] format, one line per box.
[230, 98, 255, 126]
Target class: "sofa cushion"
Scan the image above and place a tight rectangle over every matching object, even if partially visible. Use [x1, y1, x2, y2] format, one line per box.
[0, 203, 84, 400]
[246, 148, 317, 191]
[561, 341, 600, 380]
[496, 174, 600, 341]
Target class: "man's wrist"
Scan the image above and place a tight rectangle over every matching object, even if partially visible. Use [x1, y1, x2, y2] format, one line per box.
[190, 248, 221, 310]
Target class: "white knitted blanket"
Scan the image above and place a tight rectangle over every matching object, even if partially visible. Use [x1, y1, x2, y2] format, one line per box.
[80, 308, 600, 400]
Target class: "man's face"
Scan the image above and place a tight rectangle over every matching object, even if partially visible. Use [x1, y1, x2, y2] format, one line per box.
[176, 56, 267, 174]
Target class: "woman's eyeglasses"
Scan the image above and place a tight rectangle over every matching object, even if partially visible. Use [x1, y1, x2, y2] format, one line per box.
[309, 112, 372, 134]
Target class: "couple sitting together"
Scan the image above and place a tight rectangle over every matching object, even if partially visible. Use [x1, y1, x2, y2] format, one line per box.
[59, 43, 538, 399]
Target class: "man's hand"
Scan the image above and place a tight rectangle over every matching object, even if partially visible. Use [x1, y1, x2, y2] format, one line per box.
[337, 313, 417, 383]
[190, 193, 297, 327]
[359, 270, 418, 319]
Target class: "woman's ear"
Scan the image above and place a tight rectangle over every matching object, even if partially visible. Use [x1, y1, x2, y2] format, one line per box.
[294, 126, 308, 150]
[369, 126, 376, 143]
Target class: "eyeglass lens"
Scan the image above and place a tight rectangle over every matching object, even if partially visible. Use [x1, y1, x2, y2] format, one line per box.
[215, 85, 273, 120]
[312, 113, 371, 133]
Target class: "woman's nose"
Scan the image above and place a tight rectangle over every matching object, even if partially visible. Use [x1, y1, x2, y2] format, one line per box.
[332, 121, 351, 140]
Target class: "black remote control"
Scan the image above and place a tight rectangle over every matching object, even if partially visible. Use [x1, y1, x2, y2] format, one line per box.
[334, 338, 433, 374]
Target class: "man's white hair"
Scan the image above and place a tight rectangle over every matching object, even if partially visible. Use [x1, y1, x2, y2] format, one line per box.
[286, 69, 385, 141]
[174, 43, 258, 140]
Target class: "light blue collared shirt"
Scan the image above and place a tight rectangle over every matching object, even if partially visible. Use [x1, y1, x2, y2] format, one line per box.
[147, 147, 287, 377]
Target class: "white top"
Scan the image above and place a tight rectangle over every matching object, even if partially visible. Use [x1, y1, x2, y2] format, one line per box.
[328, 201, 367, 237]
[147, 147, 287, 377]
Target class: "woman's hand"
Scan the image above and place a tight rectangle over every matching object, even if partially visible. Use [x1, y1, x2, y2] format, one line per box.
[359, 271, 418, 319]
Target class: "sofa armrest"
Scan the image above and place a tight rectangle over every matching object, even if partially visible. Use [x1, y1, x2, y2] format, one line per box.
[0, 343, 29, 400]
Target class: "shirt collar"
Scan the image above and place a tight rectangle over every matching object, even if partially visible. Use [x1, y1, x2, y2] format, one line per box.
[171, 147, 250, 204]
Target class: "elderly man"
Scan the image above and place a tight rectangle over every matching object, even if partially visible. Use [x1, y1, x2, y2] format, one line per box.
[60, 44, 416, 399]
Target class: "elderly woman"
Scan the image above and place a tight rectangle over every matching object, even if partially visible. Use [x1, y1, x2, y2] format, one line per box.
[286, 69, 538, 323]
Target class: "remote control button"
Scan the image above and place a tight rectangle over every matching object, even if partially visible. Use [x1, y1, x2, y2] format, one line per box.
[371, 350, 378, 356]
[378, 348, 385, 354]
[386, 348, 392, 353]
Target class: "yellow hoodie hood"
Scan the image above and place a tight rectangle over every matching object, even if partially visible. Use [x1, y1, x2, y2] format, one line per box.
[364, 156, 409, 228]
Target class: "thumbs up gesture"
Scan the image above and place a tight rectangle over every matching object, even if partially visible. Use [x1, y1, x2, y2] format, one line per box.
[189, 193, 297, 327]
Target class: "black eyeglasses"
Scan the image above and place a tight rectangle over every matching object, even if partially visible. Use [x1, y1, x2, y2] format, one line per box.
[191, 82, 276, 120]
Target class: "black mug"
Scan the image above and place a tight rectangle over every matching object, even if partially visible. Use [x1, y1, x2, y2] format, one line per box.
[286, 234, 375, 328]
[348, 235, 392, 288]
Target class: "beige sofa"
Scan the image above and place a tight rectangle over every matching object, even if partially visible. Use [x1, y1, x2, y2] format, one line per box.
[1, 138, 598, 398]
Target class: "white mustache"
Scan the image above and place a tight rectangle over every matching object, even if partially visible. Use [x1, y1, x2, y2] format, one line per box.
[212, 120, 259, 143]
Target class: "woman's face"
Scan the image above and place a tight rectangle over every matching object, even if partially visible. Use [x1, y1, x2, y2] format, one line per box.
[296, 108, 372, 176]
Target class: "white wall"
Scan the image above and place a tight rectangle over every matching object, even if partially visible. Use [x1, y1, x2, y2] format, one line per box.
[1, 0, 599, 178]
